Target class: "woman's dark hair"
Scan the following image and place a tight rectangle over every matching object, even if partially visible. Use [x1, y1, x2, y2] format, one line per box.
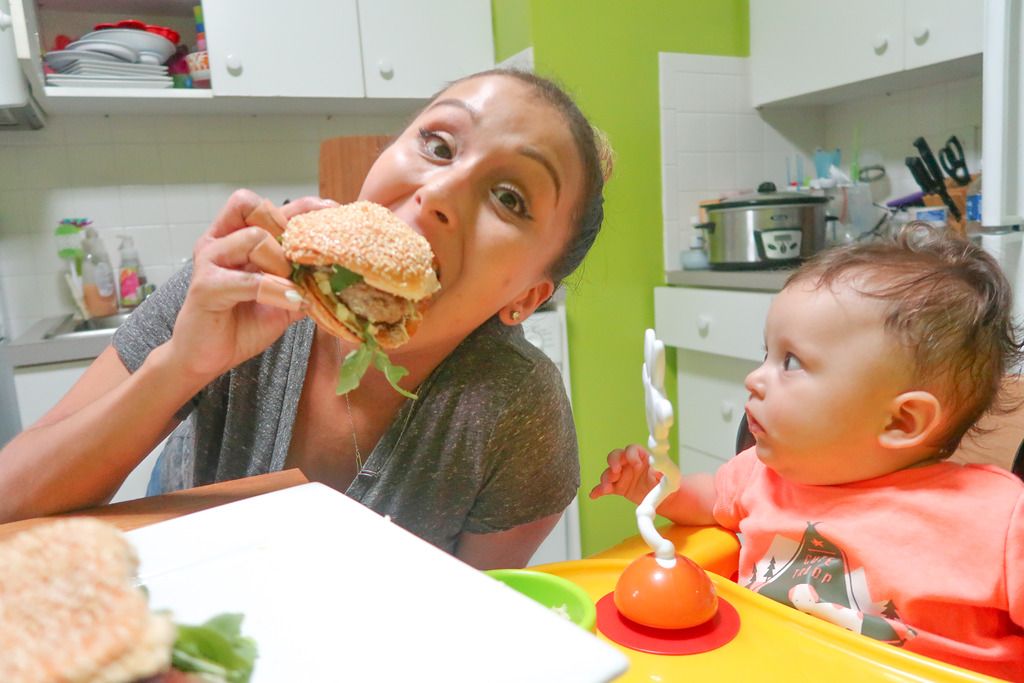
[788, 223, 1024, 455]
[441, 68, 612, 287]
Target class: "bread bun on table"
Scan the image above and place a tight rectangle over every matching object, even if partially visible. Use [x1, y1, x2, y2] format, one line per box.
[0, 519, 176, 683]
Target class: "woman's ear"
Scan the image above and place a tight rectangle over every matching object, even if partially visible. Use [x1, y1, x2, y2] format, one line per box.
[878, 390, 943, 450]
[499, 279, 555, 326]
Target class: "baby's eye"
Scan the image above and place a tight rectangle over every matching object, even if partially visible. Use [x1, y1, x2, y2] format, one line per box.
[783, 353, 803, 371]
[418, 128, 453, 160]
[493, 185, 532, 219]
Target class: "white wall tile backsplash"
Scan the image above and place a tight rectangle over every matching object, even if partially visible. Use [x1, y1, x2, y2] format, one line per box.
[0, 112, 407, 338]
[660, 53, 983, 273]
[659, 52, 825, 272]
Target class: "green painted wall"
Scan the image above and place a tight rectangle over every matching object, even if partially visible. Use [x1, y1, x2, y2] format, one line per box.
[529, 1, 749, 556]
[491, 0, 532, 62]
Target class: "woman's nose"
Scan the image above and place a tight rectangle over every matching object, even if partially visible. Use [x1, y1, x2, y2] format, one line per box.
[414, 170, 468, 231]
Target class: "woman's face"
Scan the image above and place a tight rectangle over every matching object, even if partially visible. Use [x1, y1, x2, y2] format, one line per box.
[359, 74, 584, 351]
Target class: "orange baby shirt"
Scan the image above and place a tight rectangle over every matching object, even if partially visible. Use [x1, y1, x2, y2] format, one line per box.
[714, 448, 1024, 681]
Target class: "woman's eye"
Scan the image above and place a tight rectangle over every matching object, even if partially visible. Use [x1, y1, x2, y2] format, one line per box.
[783, 353, 803, 371]
[493, 185, 531, 219]
[419, 128, 453, 160]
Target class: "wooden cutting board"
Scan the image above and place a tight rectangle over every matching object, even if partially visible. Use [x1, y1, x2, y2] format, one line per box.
[318, 135, 392, 204]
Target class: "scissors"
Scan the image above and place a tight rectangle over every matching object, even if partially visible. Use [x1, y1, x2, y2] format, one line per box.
[908, 137, 963, 222]
[937, 135, 971, 186]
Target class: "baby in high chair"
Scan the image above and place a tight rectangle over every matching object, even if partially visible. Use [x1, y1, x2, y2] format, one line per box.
[591, 225, 1024, 680]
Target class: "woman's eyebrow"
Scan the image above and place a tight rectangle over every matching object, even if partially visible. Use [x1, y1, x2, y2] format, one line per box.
[426, 98, 479, 122]
[519, 146, 561, 201]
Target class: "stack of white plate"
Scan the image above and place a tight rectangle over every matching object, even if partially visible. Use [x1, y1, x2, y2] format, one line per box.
[43, 28, 177, 89]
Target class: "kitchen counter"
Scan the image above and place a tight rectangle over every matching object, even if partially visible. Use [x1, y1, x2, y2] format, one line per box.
[2, 315, 114, 368]
[665, 268, 792, 292]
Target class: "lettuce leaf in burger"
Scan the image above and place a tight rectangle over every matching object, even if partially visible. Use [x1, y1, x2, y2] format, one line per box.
[282, 202, 440, 399]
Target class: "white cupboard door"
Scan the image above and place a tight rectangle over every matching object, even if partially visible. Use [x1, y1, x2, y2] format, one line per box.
[204, 0, 364, 98]
[358, 0, 494, 98]
[750, 0, 904, 106]
[903, 0, 983, 70]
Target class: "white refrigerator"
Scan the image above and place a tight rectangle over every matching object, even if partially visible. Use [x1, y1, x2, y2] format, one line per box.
[982, 0, 1023, 230]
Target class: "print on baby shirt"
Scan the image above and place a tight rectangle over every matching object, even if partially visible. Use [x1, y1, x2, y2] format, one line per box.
[745, 522, 917, 646]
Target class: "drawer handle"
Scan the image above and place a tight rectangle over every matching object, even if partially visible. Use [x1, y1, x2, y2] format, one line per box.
[721, 401, 735, 421]
[873, 34, 889, 55]
[912, 25, 930, 44]
[225, 54, 242, 74]
[696, 314, 711, 337]
[378, 60, 395, 80]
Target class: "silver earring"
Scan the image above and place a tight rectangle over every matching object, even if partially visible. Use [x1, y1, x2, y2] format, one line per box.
[511, 310, 521, 321]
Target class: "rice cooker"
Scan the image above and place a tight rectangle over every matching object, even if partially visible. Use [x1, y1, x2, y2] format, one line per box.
[695, 182, 831, 270]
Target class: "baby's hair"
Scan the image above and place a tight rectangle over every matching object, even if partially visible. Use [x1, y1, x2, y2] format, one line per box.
[787, 223, 1023, 455]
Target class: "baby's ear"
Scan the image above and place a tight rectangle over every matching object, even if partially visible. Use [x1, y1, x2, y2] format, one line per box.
[878, 390, 943, 449]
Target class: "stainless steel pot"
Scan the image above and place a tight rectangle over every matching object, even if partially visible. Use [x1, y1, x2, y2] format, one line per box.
[695, 182, 831, 270]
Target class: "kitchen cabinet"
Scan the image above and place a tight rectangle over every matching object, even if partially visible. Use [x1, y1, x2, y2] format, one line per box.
[13, 360, 162, 503]
[15, 0, 494, 113]
[358, 0, 494, 98]
[750, 0, 983, 107]
[654, 286, 774, 473]
[203, 0, 364, 98]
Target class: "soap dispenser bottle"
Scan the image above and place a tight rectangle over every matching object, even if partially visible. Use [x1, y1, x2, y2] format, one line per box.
[117, 235, 144, 309]
[81, 228, 118, 318]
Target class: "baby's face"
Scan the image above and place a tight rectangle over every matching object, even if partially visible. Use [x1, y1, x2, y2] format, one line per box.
[743, 281, 913, 485]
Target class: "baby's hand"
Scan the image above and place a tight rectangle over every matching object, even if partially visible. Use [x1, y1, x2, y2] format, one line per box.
[589, 444, 662, 505]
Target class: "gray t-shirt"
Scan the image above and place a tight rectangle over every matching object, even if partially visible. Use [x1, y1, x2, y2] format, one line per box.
[113, 265, 580, 553]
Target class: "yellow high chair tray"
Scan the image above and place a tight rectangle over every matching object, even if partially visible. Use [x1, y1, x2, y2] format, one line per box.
[535, 559, 1004, 682]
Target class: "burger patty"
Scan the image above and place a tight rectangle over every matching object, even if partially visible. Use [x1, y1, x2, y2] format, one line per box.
[337, 282, 416, 325]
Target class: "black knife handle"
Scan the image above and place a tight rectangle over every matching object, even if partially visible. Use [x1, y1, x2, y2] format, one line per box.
[905, 156, 935, 194]
[912, 137, 945, 187]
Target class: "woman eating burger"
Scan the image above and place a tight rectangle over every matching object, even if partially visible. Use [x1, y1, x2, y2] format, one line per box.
[0, 69, 612, 570]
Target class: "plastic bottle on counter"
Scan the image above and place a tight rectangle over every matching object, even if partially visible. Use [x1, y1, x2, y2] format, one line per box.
[80, 228, 118, 318]
[680, 225, 710, 271]
[117, 235, 145, 309]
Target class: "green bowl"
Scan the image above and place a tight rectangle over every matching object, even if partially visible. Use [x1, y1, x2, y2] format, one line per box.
[485, 568, 596, 632]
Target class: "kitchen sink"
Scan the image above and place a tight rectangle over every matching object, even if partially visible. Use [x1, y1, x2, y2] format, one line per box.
[44, 312, 133, 340]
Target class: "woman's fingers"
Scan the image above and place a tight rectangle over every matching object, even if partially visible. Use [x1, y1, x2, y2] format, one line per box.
[206, 190, 338, 241]
[249, 231, 291, 277]
[195, 227, 307, 310]
[256, 274, 307, 311]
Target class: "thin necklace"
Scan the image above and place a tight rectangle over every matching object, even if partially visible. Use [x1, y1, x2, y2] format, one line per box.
[336, 335, 363, 473]
[344, 392, 364, 472]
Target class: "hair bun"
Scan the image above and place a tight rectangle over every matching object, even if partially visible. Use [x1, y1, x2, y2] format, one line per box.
[591, 125, 615, 184]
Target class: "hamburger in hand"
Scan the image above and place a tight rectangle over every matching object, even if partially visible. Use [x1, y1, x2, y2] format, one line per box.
[282, 201, 440, 398]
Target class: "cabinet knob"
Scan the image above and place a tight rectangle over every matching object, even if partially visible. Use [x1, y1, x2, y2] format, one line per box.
[720, 401, 735, 421]
[0, 11, 11, 30]
[225, 54, 242, 75]
[872, 35, 889, 55]
[696, 314, 711, 337]
[378, 60, 394, 80]
[912, 26, 930, 45]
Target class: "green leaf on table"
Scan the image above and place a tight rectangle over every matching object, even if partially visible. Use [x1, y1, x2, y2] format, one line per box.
[172, 612, 257, 683]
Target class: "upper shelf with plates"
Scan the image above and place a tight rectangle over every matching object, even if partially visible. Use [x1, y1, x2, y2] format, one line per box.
[21, 0, 496, 117]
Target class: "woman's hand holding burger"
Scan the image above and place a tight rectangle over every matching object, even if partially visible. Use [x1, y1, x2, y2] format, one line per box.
[164, 190, 338, 383]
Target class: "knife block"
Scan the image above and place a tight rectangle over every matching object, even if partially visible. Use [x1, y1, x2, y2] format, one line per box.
[921, 177, 972, 236]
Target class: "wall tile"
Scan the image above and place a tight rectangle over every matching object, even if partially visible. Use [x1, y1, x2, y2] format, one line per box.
[674, 113, 707, 153]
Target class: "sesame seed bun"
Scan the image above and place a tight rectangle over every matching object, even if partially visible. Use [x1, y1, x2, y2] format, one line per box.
[283, 202, 440, 302]
[0, 519, 175, 683]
